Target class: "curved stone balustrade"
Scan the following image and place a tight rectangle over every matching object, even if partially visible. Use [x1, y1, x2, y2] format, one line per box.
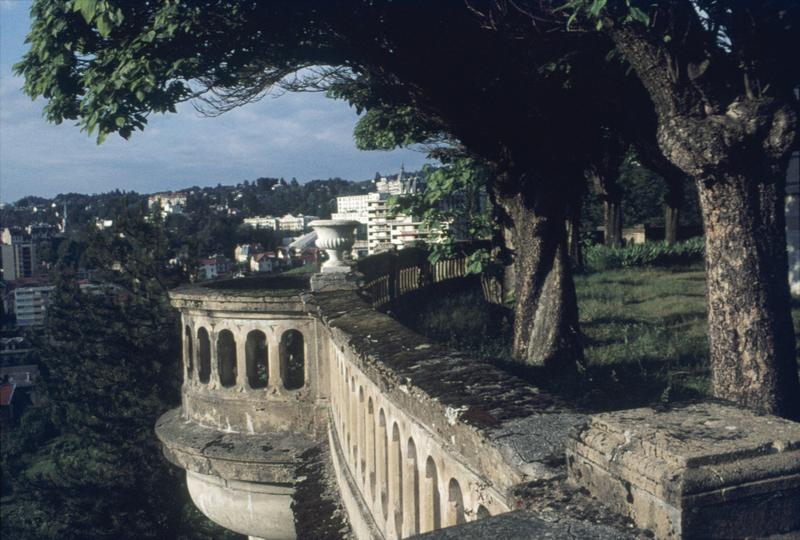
[157, 256, 800, 540]
[158, 272, 586, 540]
[169, 277, 323, 436]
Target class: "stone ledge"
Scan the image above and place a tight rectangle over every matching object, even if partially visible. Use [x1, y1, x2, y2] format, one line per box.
[412, 510, 636, 539]
[566, 402, 800, 539]
[155, 408, 315, 484]
[309, 290, 587, 494]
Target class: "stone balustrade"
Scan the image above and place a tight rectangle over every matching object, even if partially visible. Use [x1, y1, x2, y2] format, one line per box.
[157, 269, 588, 539]
[156, 259, 800, 540]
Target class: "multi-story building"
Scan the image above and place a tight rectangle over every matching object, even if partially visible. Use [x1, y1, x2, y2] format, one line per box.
[249, 252, 278, 273]
[243, 215, 278, 230]
[243, 214, 317, 232]
[1, 242, 38, 281]
[148, 192, 188, 216]
[234, 243, 264, 264]
[276, 213, 318, 232]
[13, 285, 54, 327]
[196, 256, 232, 281]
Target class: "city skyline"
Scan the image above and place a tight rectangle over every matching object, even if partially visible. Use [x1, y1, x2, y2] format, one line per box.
[0, 0, 430, 204]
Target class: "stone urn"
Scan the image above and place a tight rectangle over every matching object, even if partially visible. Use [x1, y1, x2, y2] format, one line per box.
[309, 219, 359, 273]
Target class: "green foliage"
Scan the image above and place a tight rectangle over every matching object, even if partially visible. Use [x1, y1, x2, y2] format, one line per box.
[584, 237, 704, 272]
[391, 159, 496, 275]
[353, 106, 437, 150]
[1, 217, 236, 539]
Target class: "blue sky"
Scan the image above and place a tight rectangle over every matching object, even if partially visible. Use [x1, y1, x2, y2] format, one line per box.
[0, 0, 429, 204]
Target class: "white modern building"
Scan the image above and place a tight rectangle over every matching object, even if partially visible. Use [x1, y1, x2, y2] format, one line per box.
[276, 214, 318, 232]
[148, 192, 188, 216]
[13, 285, 54, 327]
[243, 216, 278, 230]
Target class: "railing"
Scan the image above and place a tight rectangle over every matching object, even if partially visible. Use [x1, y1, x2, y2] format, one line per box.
[357, 246, 501, 308]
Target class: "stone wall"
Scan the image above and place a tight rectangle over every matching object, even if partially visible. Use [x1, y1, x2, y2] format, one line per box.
[157, 272, 800, 540]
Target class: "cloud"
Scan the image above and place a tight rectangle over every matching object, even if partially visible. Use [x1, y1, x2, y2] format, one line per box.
[0, 75, 430, 203]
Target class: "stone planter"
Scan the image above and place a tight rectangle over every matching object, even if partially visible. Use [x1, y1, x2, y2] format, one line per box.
[310, 219, 359, 273]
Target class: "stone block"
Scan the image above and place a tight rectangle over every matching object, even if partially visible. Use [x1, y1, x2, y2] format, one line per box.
[310, 271, 363, 292]
[566, 402, 800, 539]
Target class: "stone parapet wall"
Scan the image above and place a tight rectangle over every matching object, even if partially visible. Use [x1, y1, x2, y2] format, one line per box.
[311, 289, 586, 538]
[157, 270, 800, 540]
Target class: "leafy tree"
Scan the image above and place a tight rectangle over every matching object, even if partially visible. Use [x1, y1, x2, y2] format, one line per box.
[0, 217, 236, 539]
[392, 158, 496, 273]
[552, 0, 800, 418]
[15, 0, 613, 371]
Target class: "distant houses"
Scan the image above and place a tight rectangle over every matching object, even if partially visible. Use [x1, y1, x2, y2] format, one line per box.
[147, 191, 188, 217]
[242, 213, 318, 232]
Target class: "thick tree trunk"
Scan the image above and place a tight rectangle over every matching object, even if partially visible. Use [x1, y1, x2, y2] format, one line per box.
[498, 191, 583, 371]
[610, 18, 800, 418]
[698, 173, 800, 418]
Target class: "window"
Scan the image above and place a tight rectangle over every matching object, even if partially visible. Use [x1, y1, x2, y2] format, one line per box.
[245, 330, 268, 389]
[217, 329, 237, 388]
[197, 327, 211, 384]
[280, 330, 305, 390]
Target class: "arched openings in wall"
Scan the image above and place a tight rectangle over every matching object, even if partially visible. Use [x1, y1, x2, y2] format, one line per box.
[447, 478, 466, 526]
[217, 329, 237, 388]
[422, 457, 441, 533]
[391, 422, 404, 534]
[476, 505, 491, 520]
[184, 326, 193, 378]
[405, 437, 420, 536]
[197, 327, 211, 384]
[245, 330, 268, 389]
[280, 329, 305, 390]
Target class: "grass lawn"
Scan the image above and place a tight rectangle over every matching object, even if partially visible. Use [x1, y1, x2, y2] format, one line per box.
[396, 266, 800, 412]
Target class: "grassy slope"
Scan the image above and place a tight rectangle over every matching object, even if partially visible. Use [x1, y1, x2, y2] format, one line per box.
[401, 266, 800, 412]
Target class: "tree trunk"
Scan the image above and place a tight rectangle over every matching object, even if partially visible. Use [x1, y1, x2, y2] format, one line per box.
[664, 205, 679, 244]
[664, 175, 684, 245]
[588, 167, 623, 248]
[567, 200, 583, 268]
[697, 173, 800, 418]
[604, 198, 622, 247]
[498, 191, 583, 371]
[609, 18, 800, 418]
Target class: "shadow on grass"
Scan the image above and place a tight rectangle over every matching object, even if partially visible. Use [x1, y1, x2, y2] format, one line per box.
[482, 354, 709, 414]
[391, 279, 712, 414]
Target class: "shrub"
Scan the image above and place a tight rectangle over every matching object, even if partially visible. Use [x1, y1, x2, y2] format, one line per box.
[584, 237, 704, 272]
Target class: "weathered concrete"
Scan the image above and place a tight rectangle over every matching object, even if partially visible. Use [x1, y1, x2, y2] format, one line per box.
[311, 290, 586, 494]
[160, 270, 800, 540]
[567, 402, 800, 539]
[187, 470, 297, 539]
[311, 271, 364, 292]
[412, 510, 635, 540]
[156, 408, 315, 484]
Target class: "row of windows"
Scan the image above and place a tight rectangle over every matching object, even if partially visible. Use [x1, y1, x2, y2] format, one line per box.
[184, 327, 305, 390]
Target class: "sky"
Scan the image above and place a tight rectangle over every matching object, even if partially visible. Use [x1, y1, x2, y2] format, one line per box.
[0, 0, 429, 204]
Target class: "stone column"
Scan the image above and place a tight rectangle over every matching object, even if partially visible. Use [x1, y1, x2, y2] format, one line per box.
[403, 446, 419, 537]
[366, 401, 376, 503]
[236, 331, 248, 392]
[268, 330, 282, 392]
[209, 327, 220, 390]
[786, 151, 800, 295]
